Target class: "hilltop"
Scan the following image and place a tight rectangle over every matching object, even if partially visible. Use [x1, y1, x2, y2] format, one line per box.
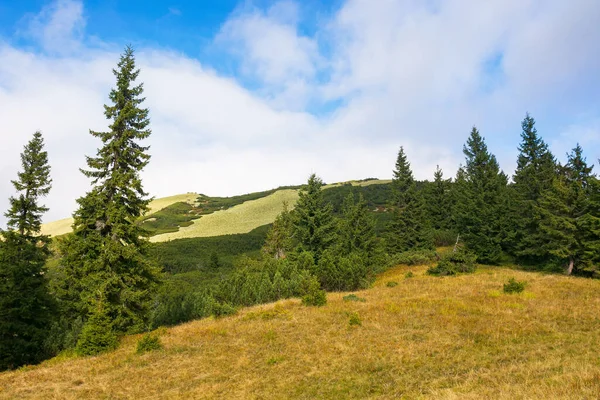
[40, 179, 392, 241]
[1, 263, 599, 399]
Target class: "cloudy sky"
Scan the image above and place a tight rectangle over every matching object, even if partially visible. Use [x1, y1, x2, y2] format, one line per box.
[0, 0, 599, 224]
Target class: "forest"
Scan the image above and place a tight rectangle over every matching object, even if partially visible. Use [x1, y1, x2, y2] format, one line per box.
[1, 46, 598, 371]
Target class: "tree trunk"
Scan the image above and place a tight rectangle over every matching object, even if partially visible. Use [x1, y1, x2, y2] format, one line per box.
[565, 257, 574, 275]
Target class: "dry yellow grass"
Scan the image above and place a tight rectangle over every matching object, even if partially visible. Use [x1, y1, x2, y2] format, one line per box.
[150, 189, 299, 242]
[2, 265, 600, 399]
[40, 193, 199, 237]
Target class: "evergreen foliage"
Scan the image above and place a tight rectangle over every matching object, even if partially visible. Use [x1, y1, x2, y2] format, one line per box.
[5, 131, 52, 237]
[263, 201, 294, 259]
[292, 174, 336, 261]
[425, 165, 452, 230]
[537, 145, 598, 274]
[386, 147, 433, 253]
[511, 114, 557, 262]
[454, 127, 509, 264]
[59, 46, 160, 349]
[0, 132, 53, 370]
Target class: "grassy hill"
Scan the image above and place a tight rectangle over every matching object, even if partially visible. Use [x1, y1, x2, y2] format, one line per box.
[40, 179, 393, 241]
[2, 264, 599, 399]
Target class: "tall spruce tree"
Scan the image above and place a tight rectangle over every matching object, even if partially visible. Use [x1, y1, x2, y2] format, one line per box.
[0, 132, 53, 370]
[425, 165, 452, 230]
[59, 47, 160, 352]
[292, 174, 336, 262]
[511, 114, 556, 262]
[454, 127, 508, 264]
[386, 147, 433, 253]
[538, 145, 597, 274]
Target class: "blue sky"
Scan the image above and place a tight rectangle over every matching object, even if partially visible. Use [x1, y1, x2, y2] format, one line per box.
[0, 0, 599, 224]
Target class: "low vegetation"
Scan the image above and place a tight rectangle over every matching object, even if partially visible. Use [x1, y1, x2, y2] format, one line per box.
[2, 265, 599, 399]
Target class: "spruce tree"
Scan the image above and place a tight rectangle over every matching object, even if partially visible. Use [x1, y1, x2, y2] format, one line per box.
[5, 131, 52, 238]
[386, 147, 433, 253]
[0, 132, 53, 370]
[59, 46, 160, 351]
[455, 127, 509, 264]
[263, 201, 294, 259]
[292, 174, 336, 262]
[337, 193, 379, 258]
[538, 145, 597, 274]
[511, 114, 556, 263]
[425, 165, 452, 230]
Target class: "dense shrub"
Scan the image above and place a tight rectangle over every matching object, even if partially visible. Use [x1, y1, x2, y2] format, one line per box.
[343, 294, 366, 302]
[390, 249, 437, 266]
[348, 312, 362, 327]
[317, 250, 374, 291]
[432, 230, 458, 247]
[386, 281, 398, 287]
[427, 250, 476, 276]
[503, 278, 526, 294]
[75, 311, 118, 356]
[136, 334, 162, 354]
[148, 225, 269, 273]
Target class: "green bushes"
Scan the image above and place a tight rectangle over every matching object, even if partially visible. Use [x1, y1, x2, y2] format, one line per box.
[148, 225, 269, 273]
[136, 334, 162, 354]
[427, 250, 476, 276]
[75, 310, 118, 356]
[386, 281, 398, 287]
[503, 278, 526, 294]
[390, 249, 437, 266]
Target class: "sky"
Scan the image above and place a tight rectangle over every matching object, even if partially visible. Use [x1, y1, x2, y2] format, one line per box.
[0, 0, 599, 224]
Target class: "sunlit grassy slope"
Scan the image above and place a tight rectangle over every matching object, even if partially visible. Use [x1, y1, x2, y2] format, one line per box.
[40, 179, 391, 240]
[149, 189, 299, 242]
[40, 193, 199, 237]
[2, 264, 599, 399]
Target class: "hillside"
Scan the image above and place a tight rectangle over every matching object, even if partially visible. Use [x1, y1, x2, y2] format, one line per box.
[1, 264, 599, 399]
[40, 179, 392, 241]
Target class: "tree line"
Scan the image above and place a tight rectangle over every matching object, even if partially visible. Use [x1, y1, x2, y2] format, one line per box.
[1, 46, 598, 370]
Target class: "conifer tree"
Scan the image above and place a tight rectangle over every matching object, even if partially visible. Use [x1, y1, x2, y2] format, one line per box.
[0, 132, 53, 370]
[454, 127, 508, 264]
[425, 165, 452, 230]
[5, 131, 52, 238]
[337, 193, 378, 258]
[511, 114, 556, 262]
[263, 201, 294, 259]
[292, 174, 336, 262]
[538, 145, 597, 274]
[59, 46, 160, 351]
[386, 147, 433, 253]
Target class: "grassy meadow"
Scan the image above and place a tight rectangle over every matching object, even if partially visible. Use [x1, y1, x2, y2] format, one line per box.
[150, 189, 300, 242]
[2, 263, 599, 399]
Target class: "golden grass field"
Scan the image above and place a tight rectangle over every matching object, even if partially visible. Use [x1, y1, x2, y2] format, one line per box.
[2, 264, 599, 399]
[40, 193, 199, 237]
[150, 189, 300, 242]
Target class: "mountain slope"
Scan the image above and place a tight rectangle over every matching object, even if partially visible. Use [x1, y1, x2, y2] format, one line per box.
[1, 264, 599, 399]
[40, 179, 392, 240]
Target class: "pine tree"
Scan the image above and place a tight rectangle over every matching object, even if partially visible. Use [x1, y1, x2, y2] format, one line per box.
[454, 127, 509, 264]
[263, 201, 294, 259]
[292, 174, 336, 262]
[425, 165, 452, 230]
[337, 193, 379, 258]
[59, 47, 160, 350]
[5, 132, 52, 238]
[386, 147, 433, 253]
[538, 145, 597, 274]
[0, 132, 53, 370]
[511, 114, 556, 262]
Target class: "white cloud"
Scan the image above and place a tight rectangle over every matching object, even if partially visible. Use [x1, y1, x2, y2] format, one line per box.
[0, 0, 599, 227]
[22, 0, 86, 54]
